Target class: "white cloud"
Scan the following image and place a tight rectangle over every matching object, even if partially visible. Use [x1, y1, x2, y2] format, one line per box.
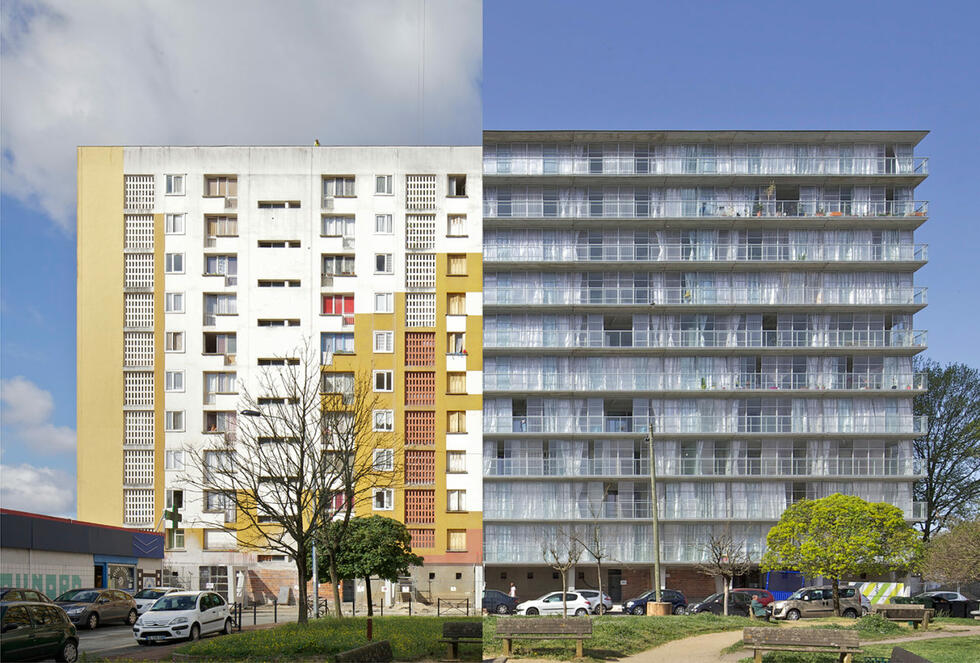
[1, 376, 76, 454]
[0, 0, 482, 231]
[0, 463, 75, 517]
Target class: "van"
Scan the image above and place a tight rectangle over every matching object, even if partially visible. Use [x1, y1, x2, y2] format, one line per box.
[770, 585, 862, 620]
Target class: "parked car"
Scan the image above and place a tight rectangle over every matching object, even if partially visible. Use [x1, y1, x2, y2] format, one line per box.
[687, 590, 754, 616]
[1, 601, 79, 662]
[482, 589, 518, 615]
[133, 591, 232, 644]
[515, 591, 593, 616]
[770, 585, 862, 620]
[623, 588, 688, 615]
[733, 588, 775, 606]
[910, 591, 978, 618]
[0, 589, 54, 604]
[132, 587, 182, 615]
[54, 588, 137, 630]
[577, 590, 613, 614]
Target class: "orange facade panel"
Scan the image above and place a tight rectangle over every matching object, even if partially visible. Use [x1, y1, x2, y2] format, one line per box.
[405, 489, 435, 524]
[405, 410, 435, 446]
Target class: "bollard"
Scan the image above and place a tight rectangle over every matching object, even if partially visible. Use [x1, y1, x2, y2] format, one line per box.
[253, 603, 257, 626]
[466, 598, 470, 616]
[273, 598, 278, 623]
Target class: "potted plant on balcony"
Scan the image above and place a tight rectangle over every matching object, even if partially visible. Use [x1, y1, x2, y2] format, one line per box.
[816, 207, 825, 217]
[753, 201, 764, 217]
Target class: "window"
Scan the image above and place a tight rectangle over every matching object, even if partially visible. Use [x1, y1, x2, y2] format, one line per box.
[322, 176, 355, 201]
[374, 292, 394, 313]
[204, 411, 236, 433]
[204, 176, 238, 207]
[166, 489, 184, 509]
[375, 214, 393, 234]
[448, 175, 466, 197]
[447, 529, 467, 552]
[448, 214, 467, 236]
[448, 332, 465, 354]
[447, 411, 466, 434]
[447, 372, 466, 394]
[258, 200, 300, 208]
[165, 292, 184, 313]
[165, 331, 184, 352]
[258, 279, 300, 288]
[322, 254, 355, 276]
[205, 215, 238, 237]
[257, 358, 300, 366]
[447, 450, 466, 473]
[258, 318, 300, 327]
[204, 490, 233, 512]
[165, 450, 185, 470]
[373, 331, 393, 353]
[258, 240, 301, 248]
[204, 529, 237, 550]
[165, 213, 185, 234]
[322, 294, 354, 315]
[375, 175, 393, 195]
[205, 255, 237, 276]
[321, 332, 355, 357]
[374, 370, 393, 392]
[447, 254, 467, 276]
[166, 528, 185, 550]
[165, 253, 184, 274]
[165, 175, 185, 195]
[165, 411, 184, 432]
[203, 450, 234, 482]
[321, 215, 355, 237]
[375, 253, 393, 274]
[165, 370, 184, 392]
[373, 448, 394, 471]
[447, 293, 466, 315]
[322, 372, 355, 395]
[447, 490, 466, 512]
[373, 488, 394, 510]
[373, 411, 395, 432]
[204, 332, 236, 354]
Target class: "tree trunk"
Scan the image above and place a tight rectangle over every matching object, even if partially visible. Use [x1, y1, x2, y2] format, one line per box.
[722, 580, 729, 617]
[596, 558, 603, 615]
[365, 575, 373, 616]
[832, 578, 841, 617]
[296, 551, 308, 625]
[329, 554, 343, 617]
[561, 571, 568, 618]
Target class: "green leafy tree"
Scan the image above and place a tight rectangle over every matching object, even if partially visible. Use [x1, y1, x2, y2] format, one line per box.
[761, 494, 920, 616]
[913, 360, 980, 541]
[313, 516, 422, 616]
[922, 519, 980, 587]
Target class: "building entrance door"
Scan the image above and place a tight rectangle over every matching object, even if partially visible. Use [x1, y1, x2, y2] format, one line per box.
[94, 565, 105, 588]
[607, 569, 622, 603]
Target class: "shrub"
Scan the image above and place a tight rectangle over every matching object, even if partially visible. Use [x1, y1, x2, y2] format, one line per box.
[854, 612, 904, 636]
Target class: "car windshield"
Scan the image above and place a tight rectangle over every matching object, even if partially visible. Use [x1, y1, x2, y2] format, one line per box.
[134, 589, 169, 600]
[703, 593, 723, 603]
[787, 589, 807, 600]
[56, 590, 99, 603]
[150, 596, 197, 611]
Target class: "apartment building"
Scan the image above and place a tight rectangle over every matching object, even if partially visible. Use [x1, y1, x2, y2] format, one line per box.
[480, 131, 929, 600]
[76, 146, 483, 601]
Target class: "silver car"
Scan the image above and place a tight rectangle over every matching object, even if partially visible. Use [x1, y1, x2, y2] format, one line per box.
[55, 588, 137, 630]
[132, 587, 182, 615]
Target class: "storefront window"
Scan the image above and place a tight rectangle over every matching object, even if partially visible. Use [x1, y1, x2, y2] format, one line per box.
[108, 564, 135, 590]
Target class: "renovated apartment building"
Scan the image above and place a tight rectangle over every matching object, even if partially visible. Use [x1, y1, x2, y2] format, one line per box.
[77, 146, 484, 601]
[480, 131, 928, 599]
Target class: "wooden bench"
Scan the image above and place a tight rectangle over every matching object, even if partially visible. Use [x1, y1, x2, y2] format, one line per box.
[439, 621, 482, 661]
[743, 627, 861, 663]
[496, 617, 593, 659]
[334, 640, 393, 663]
[873, 604, 935, 629]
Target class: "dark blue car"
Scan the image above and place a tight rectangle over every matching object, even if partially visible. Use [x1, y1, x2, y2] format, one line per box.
[623, 589, 688, 615]
[483, 589, 518, 615]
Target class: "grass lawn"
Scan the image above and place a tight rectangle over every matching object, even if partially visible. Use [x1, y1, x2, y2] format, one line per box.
[483, 613, 767, 661]
[174, 615, 482, 661]
[734, 635, 980, 662]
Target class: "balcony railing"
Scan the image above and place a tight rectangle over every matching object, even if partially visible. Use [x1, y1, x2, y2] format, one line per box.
[484, 456, 924, 478]
[487, 415, 928, 436]
[484, 328, 928, 350]
[486, 286, 928, 307]
[482, 540, 764, 564]
[484, 371, 925, 393]
[484, 242, 927, 263]
[484, 199, 929, 220]
[484, 156, 929, 176]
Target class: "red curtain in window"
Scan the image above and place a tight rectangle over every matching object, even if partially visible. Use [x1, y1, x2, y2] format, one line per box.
[322, 295, 354, 315]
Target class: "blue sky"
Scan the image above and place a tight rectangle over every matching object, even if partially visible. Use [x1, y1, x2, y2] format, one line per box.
[2, 0, 978, 517]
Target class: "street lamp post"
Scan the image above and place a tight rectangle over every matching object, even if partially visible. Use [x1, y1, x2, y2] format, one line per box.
[648, 424, 663, 605]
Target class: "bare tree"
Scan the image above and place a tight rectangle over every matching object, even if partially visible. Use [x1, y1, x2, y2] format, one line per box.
[922, 519, 980, 589]
[571, 485, 614, 614]
[695, 532, 752, 616]
[179, 341, 400, 623]
[542, 530, 583, 618]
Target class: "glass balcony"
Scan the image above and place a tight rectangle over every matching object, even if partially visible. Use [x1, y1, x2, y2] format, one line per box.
[484, 242, 927, 264]
[484, 371, 926, 393]
[485, 286, 927, 307]
[483, 328, 927, 350]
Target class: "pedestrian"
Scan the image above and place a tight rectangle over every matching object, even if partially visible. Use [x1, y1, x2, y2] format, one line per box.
[750, 594, 769, 622]
[509, 582, 517, 599]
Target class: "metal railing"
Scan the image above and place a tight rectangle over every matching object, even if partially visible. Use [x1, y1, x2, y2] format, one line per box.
[487, 415, 928, 435]
[484, 199, 929, 219]
[484, 242, 927, 263]
[484, 456, 924, 478]
[483, 328, 927, 350]
[485, 286, 928, 307]
[484, 372, 925, 392]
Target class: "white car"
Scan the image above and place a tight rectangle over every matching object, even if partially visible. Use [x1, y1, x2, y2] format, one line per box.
[132, 586, 182, 615]
[133, 590, 232, 644]
[577, 590, 613, 614]
[515, 591, 593, 616]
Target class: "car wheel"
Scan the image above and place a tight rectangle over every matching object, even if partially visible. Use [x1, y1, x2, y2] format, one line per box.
[631, 605, 644, 615]
[594, 605, 606, 615]
[222, 618, 233, 635]
[843, 608, 858, 619]
[188, 623, 200, 641]
[575, 608, 588, 616]
[525, 607, 539, 615]
[673, 605, 686, 615]
[786, 609, 801, 621]
[56, 639, 79, 663]
[496, 603, 509, 615]
[127, 609, 138, 625]
[87, 613, 99, 630]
